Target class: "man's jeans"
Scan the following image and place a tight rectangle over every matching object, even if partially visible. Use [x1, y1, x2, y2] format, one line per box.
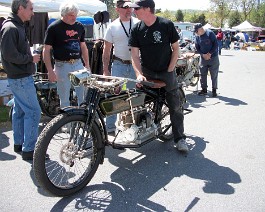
[54, 59, 84, 108]
[106, 60, 136, 131]
[217, 40, 222, 54]
[8, 76, 41, 152]
[199, 56, 219, 90]
[142, 67, 186, 141]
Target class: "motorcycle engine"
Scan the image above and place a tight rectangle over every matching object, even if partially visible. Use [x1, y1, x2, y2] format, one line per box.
[115, 107, 158, 145]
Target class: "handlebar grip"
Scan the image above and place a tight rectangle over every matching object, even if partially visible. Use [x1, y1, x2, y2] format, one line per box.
[140, 81, 155, 87]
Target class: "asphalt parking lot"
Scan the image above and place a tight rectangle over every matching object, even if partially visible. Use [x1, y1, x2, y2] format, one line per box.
[1, 49, 265, 211]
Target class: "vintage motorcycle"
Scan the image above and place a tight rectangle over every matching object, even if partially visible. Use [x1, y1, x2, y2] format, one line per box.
[176, 42, 200, 87]
[7, 73, 60, 120]
[33, 70, 186, 196]
[7, 72, 77, 121]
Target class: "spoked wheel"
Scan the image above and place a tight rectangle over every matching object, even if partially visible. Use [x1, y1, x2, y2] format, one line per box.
[158, 103, 174, 142]
[190, 62, 200, 87]
[158, 87, 186, 142]
[190, 71, 200, 87]
[33, 113, 104, 196]
[177, 87, 186, 110]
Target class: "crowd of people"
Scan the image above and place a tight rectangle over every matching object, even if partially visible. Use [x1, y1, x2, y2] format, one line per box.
[1, 0, 233, 161]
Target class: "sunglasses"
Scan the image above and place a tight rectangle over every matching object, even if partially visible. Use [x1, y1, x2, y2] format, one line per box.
[134, 7, 143, 11]
[119, 6, 130, 9]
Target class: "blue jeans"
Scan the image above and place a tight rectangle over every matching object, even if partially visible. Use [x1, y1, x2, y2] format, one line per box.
[106, 60, 136, 130]
[142, 67, 185, 141]
[217, 40, 222, 55]
[199, 56, 219, 90]
[54, 59, 84, 107]
[8, 76, 41, 152]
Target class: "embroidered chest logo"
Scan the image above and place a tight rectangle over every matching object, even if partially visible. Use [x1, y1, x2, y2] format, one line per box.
[66, 30, 78, 37]
[153, 31, 162, 43]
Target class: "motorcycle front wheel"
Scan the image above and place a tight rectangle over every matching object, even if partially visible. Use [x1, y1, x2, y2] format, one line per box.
[33, 113, 104, 197]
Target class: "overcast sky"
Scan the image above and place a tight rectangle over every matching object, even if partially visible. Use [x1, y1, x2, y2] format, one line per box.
[153, 0, 210, 11]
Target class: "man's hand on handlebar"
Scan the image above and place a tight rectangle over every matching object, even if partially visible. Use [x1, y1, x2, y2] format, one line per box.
[136, 74, 147, 88]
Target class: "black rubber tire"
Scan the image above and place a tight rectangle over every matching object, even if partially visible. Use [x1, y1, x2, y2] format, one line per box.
[158, 102, 173, 142]
[190, 74, 199, 87]
[33, 113, 104, 196]
[190, 64, 200, 87]
[177, 87, 186, 110]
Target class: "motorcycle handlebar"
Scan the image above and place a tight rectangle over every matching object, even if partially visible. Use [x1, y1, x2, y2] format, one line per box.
[139, 80, 155, 87]
[69, 70, 155, 88]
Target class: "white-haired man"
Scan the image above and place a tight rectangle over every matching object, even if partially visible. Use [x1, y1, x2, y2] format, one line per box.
[43, 2, 90, 107]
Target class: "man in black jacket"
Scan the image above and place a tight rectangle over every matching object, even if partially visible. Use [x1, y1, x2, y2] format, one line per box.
[0, 0, 41, 160]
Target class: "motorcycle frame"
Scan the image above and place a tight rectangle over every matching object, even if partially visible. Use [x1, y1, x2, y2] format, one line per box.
[60, 80, 172, 150]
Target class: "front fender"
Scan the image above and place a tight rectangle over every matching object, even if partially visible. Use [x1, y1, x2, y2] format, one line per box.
[59, 106, 87, 115]
[60, 106, 107, 148]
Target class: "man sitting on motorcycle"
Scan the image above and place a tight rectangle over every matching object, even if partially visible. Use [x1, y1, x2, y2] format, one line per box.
[128, 0, 189, 152]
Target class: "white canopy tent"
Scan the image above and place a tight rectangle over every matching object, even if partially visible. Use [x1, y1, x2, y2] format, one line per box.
[0, 5, 10, 17]
[203, 23, 218, 30]
[232, 20, 262, 32]
[0, 0, 107, 17]
[0, 0, 108, 38]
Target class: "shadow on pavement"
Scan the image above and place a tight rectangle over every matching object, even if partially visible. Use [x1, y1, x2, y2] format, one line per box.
[0, 116, 52, 162]
[0, 122, 16, 160]
[186, 92, 247, 109]
[0, 129, 16, 161]
[49, 135, 241, 211]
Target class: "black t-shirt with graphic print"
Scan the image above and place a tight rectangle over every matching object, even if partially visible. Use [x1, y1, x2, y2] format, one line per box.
[44, 20, 85, 61]
[129, 16, 179, 72]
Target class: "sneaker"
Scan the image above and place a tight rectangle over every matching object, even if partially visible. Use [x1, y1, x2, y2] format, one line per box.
[14, 145, 22, 153]
[176, 139, 189, 152]
[198, 89, 207, 96]
[212, 89, 217, 97]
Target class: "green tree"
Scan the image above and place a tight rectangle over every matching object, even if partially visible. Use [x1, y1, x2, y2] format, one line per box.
[157, 9, 176, 21]
[190, 13, 207, 25]
[250, 2, 265, 27]
[175, 10, 184, 22]
[209, 0, 234, 27]
[228, 10, 242, 27]
[100, 0, 116, 20]
[155, 8, 162, 14]
[237, 0, 256, 20]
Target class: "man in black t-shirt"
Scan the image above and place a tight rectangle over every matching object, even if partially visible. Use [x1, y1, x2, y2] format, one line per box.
[128, 0, 188, 152]
[43, 2, 90, 108]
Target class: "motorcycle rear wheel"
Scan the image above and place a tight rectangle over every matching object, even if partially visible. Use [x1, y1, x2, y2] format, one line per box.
[158, 87, 185, 142]
[158, 103, 173, 142]
[190, 76, 199, 87]
[190, 70, 200, 87]
[33, 113, 104, 196]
